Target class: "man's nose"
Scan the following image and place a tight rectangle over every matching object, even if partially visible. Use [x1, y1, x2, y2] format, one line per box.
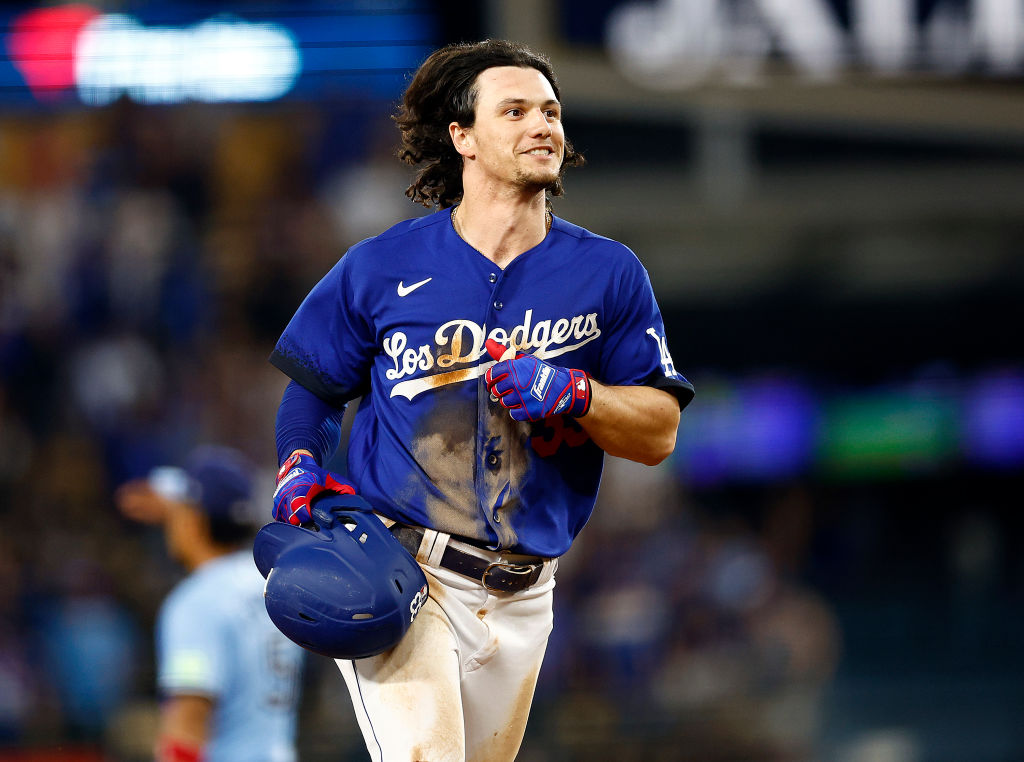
[526, 108, 551, 136]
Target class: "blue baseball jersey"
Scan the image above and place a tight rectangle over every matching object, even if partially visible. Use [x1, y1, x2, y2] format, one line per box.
[271, 208, 693, 557]
[156, 550, 303, 762]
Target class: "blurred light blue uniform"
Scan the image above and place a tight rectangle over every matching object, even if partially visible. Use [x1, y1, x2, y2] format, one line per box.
[156, 550, 303, 762]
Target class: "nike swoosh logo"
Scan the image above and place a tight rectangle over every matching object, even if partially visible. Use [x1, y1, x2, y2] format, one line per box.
[397, 277, 432, 297]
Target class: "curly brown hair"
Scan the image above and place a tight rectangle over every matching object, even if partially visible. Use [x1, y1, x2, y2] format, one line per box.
[394, 39, 585, 209]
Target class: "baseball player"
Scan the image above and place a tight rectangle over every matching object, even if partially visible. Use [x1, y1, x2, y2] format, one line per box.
[116, 446, 304, 762]
[269, 40, 693, 761]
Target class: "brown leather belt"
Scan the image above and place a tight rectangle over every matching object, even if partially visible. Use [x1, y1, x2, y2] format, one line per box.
[389, 525, 546, 594]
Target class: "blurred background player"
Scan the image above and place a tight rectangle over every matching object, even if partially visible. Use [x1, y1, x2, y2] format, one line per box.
[115, 445, 304, 762]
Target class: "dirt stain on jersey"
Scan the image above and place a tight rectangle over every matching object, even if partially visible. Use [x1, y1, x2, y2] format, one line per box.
[478, 395, 532, 550]
[399, 378, 536, 550]
[405, 387, 489, 542]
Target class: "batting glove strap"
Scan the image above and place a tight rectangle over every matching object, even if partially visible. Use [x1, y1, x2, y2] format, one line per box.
[486, 355, 592, 422]
[566, 368, 592, 417]
[273, 452, 355, 526]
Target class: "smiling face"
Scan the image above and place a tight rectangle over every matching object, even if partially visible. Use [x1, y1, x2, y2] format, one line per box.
[451, 66, 566, 194]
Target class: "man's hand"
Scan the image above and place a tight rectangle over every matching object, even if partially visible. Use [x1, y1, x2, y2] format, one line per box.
[115, 479, 176, 525]
[484, 339, 591, 423]
[273, 451, 355, 526]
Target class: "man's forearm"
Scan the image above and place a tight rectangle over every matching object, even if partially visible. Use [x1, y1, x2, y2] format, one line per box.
[275, 380, 347, 465]
[576, 382, 680, 466]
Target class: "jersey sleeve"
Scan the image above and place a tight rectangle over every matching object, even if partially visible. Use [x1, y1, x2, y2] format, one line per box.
[269, 250, 376, 407]
[597, 251, 694, 409]
[156, 589, 227, 698]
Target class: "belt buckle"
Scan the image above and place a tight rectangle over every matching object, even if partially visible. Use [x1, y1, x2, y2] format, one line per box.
[482, 562, 536, 593]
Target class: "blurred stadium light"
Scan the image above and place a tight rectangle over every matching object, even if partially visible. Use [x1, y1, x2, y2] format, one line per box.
[0, 1, 437, 106]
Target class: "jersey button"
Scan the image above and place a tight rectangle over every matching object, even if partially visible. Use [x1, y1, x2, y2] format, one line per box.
[493, 300, 503, 310]
[493, 513, 501, 523]
[486, 453, 500, 469]
[489, 273, 497, 283]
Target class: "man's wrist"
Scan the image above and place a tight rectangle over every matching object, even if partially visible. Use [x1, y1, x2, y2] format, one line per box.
[568, 369, 592, 418]
[276, 450, 317, 483]
[157, 737, 203, 762]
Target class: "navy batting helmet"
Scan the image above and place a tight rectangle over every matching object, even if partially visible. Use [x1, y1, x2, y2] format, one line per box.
[253, 493, 428, 660]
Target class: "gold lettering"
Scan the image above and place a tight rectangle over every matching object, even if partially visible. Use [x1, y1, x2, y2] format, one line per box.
[436, 320, 483, 368]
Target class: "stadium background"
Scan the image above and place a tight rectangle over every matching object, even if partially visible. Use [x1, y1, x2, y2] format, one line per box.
[0, 1, 1022, 759]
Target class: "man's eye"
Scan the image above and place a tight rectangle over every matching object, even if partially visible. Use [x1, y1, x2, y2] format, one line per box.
[507, 109, 522, 117]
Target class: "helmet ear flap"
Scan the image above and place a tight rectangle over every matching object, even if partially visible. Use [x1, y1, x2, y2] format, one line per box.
[253, 521, 305, 578]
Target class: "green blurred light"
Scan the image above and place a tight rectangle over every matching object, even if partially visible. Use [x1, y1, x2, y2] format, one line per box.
[817, 391, 959, 479]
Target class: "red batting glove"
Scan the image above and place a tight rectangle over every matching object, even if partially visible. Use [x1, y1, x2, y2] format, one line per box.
[484, 339, 591, 423]
[272, 451, 355, 525]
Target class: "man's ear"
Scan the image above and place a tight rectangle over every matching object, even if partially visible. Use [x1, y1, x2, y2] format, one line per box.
[450, 121, 474, 159]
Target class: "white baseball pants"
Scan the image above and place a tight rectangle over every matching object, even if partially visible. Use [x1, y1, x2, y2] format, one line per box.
[336, 548, 556, 762]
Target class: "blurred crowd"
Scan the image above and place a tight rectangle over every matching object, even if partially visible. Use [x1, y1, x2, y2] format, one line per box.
[0, 100, 341, 748]
[1, 100, 841, 760]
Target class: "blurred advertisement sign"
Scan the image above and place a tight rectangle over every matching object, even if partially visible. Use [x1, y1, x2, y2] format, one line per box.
[75, 12, 301, 105]
[603, 0, 1023, 88]
[1, 1, 436, 106]
[673, 369, 1024, 487]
